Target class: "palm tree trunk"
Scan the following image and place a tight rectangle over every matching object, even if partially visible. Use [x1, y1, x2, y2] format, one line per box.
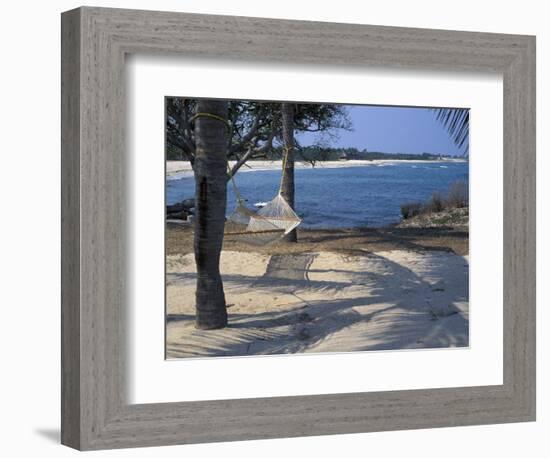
[280, 102, 297, 243]
[193, 100, 229, 329]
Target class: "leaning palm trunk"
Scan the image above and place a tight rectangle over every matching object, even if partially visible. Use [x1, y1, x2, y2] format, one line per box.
[193, 100, 229, 329]
[280, 102, 297, 243]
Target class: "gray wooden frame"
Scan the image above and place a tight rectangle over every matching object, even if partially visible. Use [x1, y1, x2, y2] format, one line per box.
[61, 6, 536, 451]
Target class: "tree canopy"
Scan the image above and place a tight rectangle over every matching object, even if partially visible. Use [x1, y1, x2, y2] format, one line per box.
[165, 98, 351, 175]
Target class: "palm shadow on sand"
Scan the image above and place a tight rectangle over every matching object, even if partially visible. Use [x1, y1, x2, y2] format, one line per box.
[166, 249, 469, 358]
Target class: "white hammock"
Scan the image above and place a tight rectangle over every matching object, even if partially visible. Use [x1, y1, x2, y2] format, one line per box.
[225, 150, 301, 245]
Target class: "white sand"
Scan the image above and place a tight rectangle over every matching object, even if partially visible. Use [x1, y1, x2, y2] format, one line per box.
[166, 158, 466, 178]
[166, 249, 469, 358]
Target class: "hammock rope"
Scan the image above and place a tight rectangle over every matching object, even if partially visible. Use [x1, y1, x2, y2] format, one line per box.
[227, 162, 245, 205]
[225, 146, 301, 245]
[278, 146, 290, 193]
[190, 112, 232, 129]
[190, 111, 301, 245]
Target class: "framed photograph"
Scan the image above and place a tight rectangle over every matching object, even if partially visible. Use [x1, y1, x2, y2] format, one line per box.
[61, 6, 536, 450]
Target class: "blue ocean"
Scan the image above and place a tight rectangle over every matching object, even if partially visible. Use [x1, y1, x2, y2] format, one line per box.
[166, 161, 468, 228]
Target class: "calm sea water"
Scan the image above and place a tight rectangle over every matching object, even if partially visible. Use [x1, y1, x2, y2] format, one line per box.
[166, 161, 468, 228]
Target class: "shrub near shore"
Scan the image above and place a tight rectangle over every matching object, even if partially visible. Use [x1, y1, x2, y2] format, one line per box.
[400, 181, 469, 228]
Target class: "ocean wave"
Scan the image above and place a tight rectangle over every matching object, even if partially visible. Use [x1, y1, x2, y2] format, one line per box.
[254, 202, 268, 208]
[167, 171, 194, 181]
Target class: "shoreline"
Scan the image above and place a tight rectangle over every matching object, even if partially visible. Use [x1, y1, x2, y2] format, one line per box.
[167, 158, 467, 178]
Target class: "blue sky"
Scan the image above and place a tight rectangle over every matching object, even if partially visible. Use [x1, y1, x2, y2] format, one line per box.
[297, 105, 468, 156]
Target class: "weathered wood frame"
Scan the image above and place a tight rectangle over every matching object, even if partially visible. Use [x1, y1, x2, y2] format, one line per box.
[61, 6, 536, 450]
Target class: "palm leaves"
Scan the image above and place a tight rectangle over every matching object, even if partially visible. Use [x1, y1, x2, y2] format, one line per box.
[433, 108, 469, 156]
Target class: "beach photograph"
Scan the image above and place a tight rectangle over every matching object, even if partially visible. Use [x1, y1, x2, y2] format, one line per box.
[165, 98, 469, 359]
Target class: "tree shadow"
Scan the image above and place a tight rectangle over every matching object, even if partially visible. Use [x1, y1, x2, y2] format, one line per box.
[166, 249, 469, 358]
[301, 227, 468, 256]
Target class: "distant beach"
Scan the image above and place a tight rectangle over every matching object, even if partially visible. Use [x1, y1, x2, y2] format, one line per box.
[167, 158, 467, 179]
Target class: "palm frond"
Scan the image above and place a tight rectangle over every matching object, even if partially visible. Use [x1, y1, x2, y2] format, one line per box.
[433, 108, 469, 156]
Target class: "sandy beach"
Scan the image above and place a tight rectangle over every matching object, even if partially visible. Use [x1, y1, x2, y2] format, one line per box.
[166, 158, 467, 178]
[166, 225, 469, 358]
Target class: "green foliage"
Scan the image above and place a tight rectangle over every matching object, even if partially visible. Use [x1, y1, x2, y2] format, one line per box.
[447, 181, 469, 208]
[166, 98, 466, 168]
[425, 192, 445, 213]
[400, 180, 469, 220]
[165, 98, 352, 169]
[253, 146, 450, 163]
[400, 202, 423, 219]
